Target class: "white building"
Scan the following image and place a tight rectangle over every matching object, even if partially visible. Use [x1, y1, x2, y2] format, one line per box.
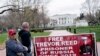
[49, 14, 77, 27]
[75, 20, 88, 27]
[47, 19, 57, 27]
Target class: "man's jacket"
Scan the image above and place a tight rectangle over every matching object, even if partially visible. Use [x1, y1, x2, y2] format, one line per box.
[6, 39, 27, 56]
[18, 29, 31, 53]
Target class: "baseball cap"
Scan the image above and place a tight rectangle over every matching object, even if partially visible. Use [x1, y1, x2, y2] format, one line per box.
[8, 29, 16, 37]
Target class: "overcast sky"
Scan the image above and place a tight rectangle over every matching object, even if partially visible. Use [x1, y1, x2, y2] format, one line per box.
[47, 0, 86, 16]
[0, 0, 86, 16]
[0, 0, 7, 6]
[0, 0, 8, 15]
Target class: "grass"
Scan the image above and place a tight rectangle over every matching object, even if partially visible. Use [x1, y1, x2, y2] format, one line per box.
[0, 32, 50, 45]
[67, 26, 100, 42]
[0, 33, 7, 44]
[31, 32, 50, 37]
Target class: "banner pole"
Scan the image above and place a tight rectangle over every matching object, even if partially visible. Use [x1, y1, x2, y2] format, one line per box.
[93, 33, 98, 56]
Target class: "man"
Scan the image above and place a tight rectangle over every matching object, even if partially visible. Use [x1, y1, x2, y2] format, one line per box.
[80, 37, 93, 56]
[6, 29, 28, 56]
[18, 22, 32, 56]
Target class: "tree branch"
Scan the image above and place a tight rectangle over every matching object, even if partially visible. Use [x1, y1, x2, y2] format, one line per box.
[0, 8, 13, 14]
[0, 8, 24, 14]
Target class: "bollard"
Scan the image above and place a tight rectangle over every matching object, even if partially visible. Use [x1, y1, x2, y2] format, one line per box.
[67, 27, 69, 30]
[69, 28, 71, 32]
[74, 28, 76, 34]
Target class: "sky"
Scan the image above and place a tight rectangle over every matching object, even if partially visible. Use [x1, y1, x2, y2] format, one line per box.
[0, 0, 7, 6]
[47, 0, 86, 16]
[0, 0, 86, 16]
[0, 0, 9, 15]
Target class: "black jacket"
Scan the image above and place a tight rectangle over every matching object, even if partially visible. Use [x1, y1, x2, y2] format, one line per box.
[18, 29, 31, 53]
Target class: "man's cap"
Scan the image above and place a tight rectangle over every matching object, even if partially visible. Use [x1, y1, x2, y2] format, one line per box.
[8, 29, 16, 37]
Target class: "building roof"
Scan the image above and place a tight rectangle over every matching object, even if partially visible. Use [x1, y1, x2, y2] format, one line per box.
[51, 14, 77, 19]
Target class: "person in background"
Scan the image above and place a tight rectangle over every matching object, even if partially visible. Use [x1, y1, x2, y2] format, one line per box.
[6, 29, 28, 56]
[0, 30, 2, 34]
[18, 22, 32, 56]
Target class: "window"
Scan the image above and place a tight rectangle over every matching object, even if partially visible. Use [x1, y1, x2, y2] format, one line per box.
[68, 21, 70, 23]
[64, 21, 66, 24]
[59, 18, 60, 21]
[64, 18, 66, 21]
[59, 21, 60, 24]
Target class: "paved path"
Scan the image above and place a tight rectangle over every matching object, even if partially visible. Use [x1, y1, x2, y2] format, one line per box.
[0, 30, 100, 56]
[0, 49, 6, 56]
[49, 30, 74, 36]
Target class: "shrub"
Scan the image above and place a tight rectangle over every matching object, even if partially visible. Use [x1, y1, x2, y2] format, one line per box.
[31, 28, 44, 33]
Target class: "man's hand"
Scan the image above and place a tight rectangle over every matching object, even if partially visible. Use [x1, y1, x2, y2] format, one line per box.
[17, 53, 24, 56]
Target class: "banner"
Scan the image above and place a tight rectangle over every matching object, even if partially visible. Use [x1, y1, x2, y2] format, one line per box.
[34, 33, 98, 56]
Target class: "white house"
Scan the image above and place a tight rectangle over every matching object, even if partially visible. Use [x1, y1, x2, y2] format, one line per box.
[47, 19, 57, 27]
[48, 14, 77, 27]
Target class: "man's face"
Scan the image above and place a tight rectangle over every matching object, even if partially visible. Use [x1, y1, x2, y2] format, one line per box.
[25, 25, 30, 31]
[10, 35, 16, 40]
[22, 22, 30, 31]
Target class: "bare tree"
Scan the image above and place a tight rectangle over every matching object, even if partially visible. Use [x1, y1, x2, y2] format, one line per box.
[95, 10, 100, 24]
[0, 0, 50, 29]
[81, 0, 100, 14]
[81, 0, 100, 25]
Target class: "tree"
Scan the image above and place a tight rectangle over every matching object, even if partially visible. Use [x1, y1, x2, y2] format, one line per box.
[81, 0, 100, 25]
[81, 0, 99, 14]
[0, 0, 50, 29]
[79, 13, 84, 20]
[95, 10, 100, 24]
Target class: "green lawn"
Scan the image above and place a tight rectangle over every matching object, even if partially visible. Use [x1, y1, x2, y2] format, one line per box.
[31, 32, 50, 37]
[68, 26, 100, 42]
[0, 32, 50, 45]
[0, 33, 7, 44]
